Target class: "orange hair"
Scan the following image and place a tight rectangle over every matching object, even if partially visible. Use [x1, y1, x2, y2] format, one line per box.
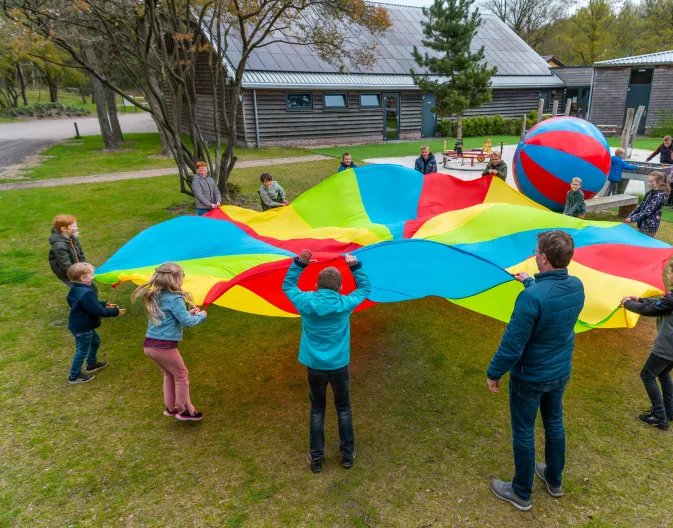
[195, 161, 207, 170]
[53, 214, 77, 232]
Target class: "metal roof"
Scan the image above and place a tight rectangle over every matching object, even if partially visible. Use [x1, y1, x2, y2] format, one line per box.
[226, 3, 559, 85]
[595, 50, 673, 67]
[241, 71, 565, 89]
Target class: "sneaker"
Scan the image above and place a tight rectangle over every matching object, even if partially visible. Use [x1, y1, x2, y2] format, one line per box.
[176, 409, 203, 421]
[535, 463, 563, 497]
[342, 452, 355, 469]
[638, 412, 670, 430]
[68, 372, 95, 384]
[85, 361, 108, 373]
[490, 479, 532, 511]
[163, 408, 179, 417]
[307, 454, 323, 473]
[642, 407, 673, 422]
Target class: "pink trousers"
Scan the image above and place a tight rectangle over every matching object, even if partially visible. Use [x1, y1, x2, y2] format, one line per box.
[143, 347, 194, 413]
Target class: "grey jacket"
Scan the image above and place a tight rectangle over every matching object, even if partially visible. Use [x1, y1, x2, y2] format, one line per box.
[259, 182, 286, 209]
[624, 293, 673, 361]
[192, 175, 222, 209]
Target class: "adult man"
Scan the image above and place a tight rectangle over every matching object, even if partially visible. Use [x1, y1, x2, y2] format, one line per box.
[487, 230, 585, 511]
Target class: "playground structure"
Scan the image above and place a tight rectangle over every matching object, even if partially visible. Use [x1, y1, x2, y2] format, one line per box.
[441, 139, 502, 168]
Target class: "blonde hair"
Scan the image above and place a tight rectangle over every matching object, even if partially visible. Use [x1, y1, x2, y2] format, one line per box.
[649, 171, 671, 195]
[571, 177, 582, 185]
[53, 214, 77, 232]
[67, 262, 94, 281]
[491, 151, 501, 159]
[664, 136, 672, 142]
[421, 145, 430, 151]
[615, 148, 625, 157]
[131, 262, 196, 325]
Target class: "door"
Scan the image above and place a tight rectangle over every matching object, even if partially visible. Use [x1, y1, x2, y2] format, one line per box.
[383, 93, 399, 141]
[422, 93, 436, 138]
[539, 90, 550, 113]
[623, 68, 653, 135]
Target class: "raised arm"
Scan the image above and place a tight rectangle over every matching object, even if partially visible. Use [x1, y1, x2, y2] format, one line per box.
[342, 261, 371, 312]
[169, 296, 206, 327]
[282, 250, 312, 312]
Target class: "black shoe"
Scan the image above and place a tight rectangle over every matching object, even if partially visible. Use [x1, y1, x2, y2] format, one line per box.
[68, 372, 94, 384]
[642, 407, 673, 422]
[85, 361, 108, 373]
[342, 452, 355, 469]
[176, 409, 203, 421]
[638, 413, 670, 430]
[163, 408, 179, 417]
[307, 454, 323, 473]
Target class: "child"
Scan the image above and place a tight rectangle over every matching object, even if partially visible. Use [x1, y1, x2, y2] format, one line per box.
[626, 171, 669, 237]
[49, 214, 97, 292]
[131, 262, 207, 421]
[646, 135, 673, 165]
[259, 173, 288, 211]
[621, 262, 673, 430]
[338, 153, 358, 172]
[282, 250, 371, 473]
[482, 151, 508, 181]
[192, 161, 221, 216]
[66, 263, 125, 384]
[563, 177, 586, 218]
[414, 145, 438, 175]
[607, 148, 638, 197]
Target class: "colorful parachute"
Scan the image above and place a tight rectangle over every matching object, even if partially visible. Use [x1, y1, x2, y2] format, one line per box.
[96, 165, 673, 332]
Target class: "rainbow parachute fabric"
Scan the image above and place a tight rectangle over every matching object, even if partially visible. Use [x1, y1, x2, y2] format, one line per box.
[97, 165, 673, 332]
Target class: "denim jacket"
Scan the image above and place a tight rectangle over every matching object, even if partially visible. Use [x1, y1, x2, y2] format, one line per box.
[145, 292, 206, 341]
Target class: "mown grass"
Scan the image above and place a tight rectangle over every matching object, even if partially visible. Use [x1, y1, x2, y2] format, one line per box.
[1, 164, 673, 526]
[6, 133, 314, 182]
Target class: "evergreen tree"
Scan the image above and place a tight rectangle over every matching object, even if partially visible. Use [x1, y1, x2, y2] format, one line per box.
[411, 0, 496, 140]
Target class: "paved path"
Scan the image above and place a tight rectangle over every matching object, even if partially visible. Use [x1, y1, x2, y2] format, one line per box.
[0, 139, 53, 172]
[0, 154, 332, 191]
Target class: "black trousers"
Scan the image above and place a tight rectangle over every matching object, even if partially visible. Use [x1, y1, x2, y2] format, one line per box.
[641, 353, 673, 419]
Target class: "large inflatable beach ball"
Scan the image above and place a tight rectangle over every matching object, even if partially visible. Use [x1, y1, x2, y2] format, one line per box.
[512, 117, 610, 211]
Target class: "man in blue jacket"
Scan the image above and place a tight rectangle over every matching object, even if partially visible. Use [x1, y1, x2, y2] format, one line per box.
[487, 231, 585, 511]
[282, 249, 371, 473]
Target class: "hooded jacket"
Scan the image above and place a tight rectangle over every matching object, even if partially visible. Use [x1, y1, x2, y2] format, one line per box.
[192, 175, 222, 210]
[49, 227, 86, 282]
[414, 153, 438, 175]
[628, 189, 667, 233]
[67, 282, 119, 332]
[338, 161, 358, 172]
[608, 156, 638, 182]
[282, 259, 371, 370]
[624, 293, 673, 361]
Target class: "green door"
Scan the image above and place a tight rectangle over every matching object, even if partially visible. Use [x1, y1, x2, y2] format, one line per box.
[383, 93, 399, 141]
[623, 68, 653, 135]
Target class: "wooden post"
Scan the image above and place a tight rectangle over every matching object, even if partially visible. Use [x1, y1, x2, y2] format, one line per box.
[620, 108, 635, 151]
[521, 114, 527, 139]
[564, 98, 572, 116]
[552, 100, 559, 118]
[627, 105, 646, 158]
[537, 99, 544, 123]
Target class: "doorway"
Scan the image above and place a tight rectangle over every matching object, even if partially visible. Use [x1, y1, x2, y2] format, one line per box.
[422, 94, 436, 138]
[623, 68, 653, 135]
[383, 93, 399, 141]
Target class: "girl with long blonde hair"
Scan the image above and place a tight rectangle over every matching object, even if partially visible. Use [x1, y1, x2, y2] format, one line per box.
[132, 263, 208, 420]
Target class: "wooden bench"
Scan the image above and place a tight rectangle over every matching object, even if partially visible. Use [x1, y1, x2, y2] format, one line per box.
[596, 125, 619, 137]
[586, 194, 638, 217]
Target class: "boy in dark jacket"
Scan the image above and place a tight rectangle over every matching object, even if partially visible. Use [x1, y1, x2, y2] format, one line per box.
[622, 262, 673, 430]
[48, 214, 98, 292]
[563, 178, 586, 218]
[487, 231, 585, 511]
[646, 135, 673, 165]
[337, 153, 358, 172]
[414, 145, 438, 175]
[66, 263, 125, 384]
[282, 249, 371, 474]
[482, 151, 508, 181]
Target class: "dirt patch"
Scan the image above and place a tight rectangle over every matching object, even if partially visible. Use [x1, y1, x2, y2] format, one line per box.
[120, 141, 139, 146]
[148, 154, 174, 160]
[167, 203, 194, 216]
[100, 148, 136, 153]
[0, 152, 56, 180]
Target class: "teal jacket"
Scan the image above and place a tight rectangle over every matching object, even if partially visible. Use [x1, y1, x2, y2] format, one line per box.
[282, 259, 371, 370]
[145, 292, 206, 341]
[487, 269, 585, 383]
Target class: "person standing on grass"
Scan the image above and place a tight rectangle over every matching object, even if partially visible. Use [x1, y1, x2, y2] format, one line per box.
[192, 161, 221, 216]
[625, 171, 669, 238]
[49, 214, 98, 293]
[487, 230, 584, 511]
[282, 249, 371, 474]
[132, 263, 208, 421]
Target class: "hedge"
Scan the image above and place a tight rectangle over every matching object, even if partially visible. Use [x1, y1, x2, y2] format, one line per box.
[5, 102, 90, 118]
[437, 113, 553, 138]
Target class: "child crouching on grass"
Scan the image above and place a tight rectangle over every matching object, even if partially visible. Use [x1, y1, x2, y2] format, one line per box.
[563, 177, 586, 219]
[66, 263, 125, 384]
[259, 173, 288, 211]
[626, 171, 669, 238]
[132, 263, 208, 421]
[622, 261, 673, 430]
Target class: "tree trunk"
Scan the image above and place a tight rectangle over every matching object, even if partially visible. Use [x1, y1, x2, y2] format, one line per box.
[79, 83, 87, 104]
[105, 87, 124, 143]
[16, 63, 28, 106]
[47, 74, 58, 102]
[144, 73, 172, 156]
[84, 45, 117, 150]
[456, 110, 463, 140]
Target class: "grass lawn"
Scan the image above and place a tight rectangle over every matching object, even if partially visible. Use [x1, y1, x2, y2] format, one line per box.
[2, 164, 673, 526]
[4, 133, 314, 182]
[21, 89, 97, 113]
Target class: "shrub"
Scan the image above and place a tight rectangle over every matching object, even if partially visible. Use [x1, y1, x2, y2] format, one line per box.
[437, 119, 455, 138]
[649, 109, 673, 137]
[461, 117, 476, 137]
[6, 102, 90, 118]
[473, 116, 487, 136]
[491, 114, 505, 135]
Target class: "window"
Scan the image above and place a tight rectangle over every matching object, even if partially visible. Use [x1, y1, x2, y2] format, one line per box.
[360, 93, 381, 108]
[630, 68, 653, 85]
[324, 93, 347, 110]
[286, 93, 312, 111]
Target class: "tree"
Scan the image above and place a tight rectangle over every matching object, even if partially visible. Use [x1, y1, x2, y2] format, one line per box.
[482, 0, 569, 50]
[4, 0, 391, 198]
[560, 0, 615, 65]
[411, 0, 497, 140]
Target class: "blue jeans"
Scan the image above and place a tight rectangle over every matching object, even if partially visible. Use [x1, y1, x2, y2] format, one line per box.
[509, 375, 570, 501]
[307, 365, 354, 460]
[196, 208, 209, 216]
[69, 330, 101, 379]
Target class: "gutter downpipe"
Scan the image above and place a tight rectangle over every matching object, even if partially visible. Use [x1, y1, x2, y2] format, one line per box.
[586, 67, 596, 121]
[252, 89, 261, 149]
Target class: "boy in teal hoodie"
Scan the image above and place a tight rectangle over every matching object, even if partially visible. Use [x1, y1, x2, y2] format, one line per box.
[282, 249, 371, 473]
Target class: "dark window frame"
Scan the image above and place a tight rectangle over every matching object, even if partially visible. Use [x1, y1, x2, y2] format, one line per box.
[360, 93, 382, 109]
[323, 93, 348, 111]
[286, 93, 313, 111]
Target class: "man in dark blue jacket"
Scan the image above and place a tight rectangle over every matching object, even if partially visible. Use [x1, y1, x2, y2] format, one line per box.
[487, 230, 585, 511]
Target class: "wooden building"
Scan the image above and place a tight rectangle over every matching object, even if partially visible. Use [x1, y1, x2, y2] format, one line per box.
[185, 4, 565, 148]
[589, 50, 673, 135]
[553, 66, 593, 118]
[543, 55, 567, 68]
